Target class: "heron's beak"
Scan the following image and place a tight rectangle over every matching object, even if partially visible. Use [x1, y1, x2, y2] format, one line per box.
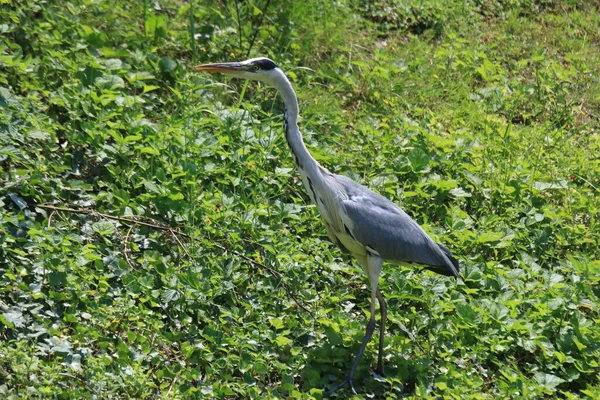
[194, 62, 248, 74]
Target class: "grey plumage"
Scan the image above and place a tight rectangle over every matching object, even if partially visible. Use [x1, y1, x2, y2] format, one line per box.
[335, 175, 459, 277]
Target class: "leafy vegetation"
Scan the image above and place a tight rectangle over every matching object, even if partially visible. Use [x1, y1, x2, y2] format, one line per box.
[1, 0, 599, 398]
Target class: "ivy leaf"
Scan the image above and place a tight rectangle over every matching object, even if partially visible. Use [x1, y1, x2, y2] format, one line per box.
[276, 335, 292, 346]
[2, 308, 26, 328]
[533, 180, 567, 191]
[161, 289, 180, 305]
[92, 221, 116, 235]
[534, 372, 565, 389]
[96, 75, 125, 90]
[408, 148, 430, 171]
[46, 336, 73, 356]
[269, 317, 284, 330]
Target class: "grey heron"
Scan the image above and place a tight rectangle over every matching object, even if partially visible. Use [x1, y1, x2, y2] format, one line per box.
[195, 57, 460, 393]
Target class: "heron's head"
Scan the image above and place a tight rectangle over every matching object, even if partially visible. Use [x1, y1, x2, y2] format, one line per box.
[195, 57, 280, 85]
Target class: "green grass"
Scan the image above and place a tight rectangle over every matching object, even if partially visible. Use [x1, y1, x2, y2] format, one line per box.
[1, 0, 599, 398]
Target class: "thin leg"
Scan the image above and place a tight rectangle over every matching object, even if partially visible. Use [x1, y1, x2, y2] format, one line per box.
[328, 293, 377, 394]
[375, 288, 387, 376]
[327, 255, 383, 395]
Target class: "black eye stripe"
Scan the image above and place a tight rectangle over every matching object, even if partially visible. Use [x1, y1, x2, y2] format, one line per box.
[253, 58, 278, 71]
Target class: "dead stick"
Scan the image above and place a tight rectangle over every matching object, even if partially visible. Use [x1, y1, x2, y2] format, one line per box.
[37, 204, 190, 238]
[123, 224, 137, 269]
[212, 242, 313, 316]
[170, 229, 192, 259]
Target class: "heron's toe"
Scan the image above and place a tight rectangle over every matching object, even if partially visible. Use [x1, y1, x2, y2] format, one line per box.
[326, 378, 357, 396]
[349, 379, 357, 394]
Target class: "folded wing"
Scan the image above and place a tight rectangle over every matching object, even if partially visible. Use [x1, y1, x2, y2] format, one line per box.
[334, 175, 459, 278]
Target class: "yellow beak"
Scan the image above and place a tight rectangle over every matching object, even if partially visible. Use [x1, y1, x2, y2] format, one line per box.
[194, 62, 247, 74]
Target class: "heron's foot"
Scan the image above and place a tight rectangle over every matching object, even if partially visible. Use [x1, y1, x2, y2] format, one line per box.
[326, 377, 357, 396]
[373, 367, 385, 379]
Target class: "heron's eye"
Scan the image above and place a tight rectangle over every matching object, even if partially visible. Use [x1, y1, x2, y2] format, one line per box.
[252, 64, 259, 71]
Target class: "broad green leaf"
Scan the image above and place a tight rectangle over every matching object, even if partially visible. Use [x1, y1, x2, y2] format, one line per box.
[533, 180, 567, 191]
[92, 221, 116, 235]
[161, 289, 180, 304]
[2, 309, 26, 328]
[95, 75, 125, 90]
[534, 372, 565, 389]
[49, 271, 67, 286]
[408, 148, 429, 171]
[476, 232, 504, 243]
[275, 335, 292, 346]
[105, 58, 122, 70]
[9, 193, 26, 209]
[269, 317, 284, 330]
[449, 187, 471, 198]
[159, 57, 177, 73]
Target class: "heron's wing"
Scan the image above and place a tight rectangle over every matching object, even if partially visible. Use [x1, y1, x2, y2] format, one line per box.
[333, 175, 459, 277]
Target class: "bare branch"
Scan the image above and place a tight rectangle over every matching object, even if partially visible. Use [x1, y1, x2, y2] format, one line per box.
[36, 204, 190, 237]
[211, 242, 313, 316]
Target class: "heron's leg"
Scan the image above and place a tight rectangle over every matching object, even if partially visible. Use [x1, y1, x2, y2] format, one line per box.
[347, 288, 377, 387]
[328, 287, 377, 395]
[375, 288, 387, 376]
[328, 255, 383, 395]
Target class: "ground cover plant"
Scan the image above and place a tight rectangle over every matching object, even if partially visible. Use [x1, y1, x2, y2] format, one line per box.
[1, 0, 599, 398]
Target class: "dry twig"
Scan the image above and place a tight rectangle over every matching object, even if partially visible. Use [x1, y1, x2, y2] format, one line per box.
[211, 242, 313, 316]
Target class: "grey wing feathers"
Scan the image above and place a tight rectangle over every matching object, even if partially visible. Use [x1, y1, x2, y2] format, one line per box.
[437, 242, 460, 274]
[335, 175, 459, 278]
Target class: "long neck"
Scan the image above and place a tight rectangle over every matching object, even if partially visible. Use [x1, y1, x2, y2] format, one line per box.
[270, 69, 321, 178]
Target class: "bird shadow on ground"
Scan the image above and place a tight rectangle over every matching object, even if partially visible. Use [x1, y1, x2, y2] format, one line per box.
[296, 323, 436, 397]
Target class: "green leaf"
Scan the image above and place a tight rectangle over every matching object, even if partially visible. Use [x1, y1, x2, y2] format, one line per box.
[49, 271, 67, 287]
[92, 221, 116, 235]
[407, 148, 430, 171]
[143, 85, 160, 93]
[47, 336, 73, 355]
[555, 351, 567, 363]
[275, 167, 294, 176]
[143, 179, 161, 194]
[476, 232, 504, 243]
[161, 289, 180, 304]
[96, 75, 125, 90]
[9, 193, 27, 209]
[449, 187, 471, 198]
[533, 180, 567, 191]
[534, 372, 565, 389]
[105, 58, 123, 70]
[269, 317, 284, 330]
[145, 15, 166, 39]
[159, 57, 177, 73]
[0, 86, 20, 107]
[2, 309, 26, 328]
[276, 335, 292, 346]
[139, 146, 160, 155]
